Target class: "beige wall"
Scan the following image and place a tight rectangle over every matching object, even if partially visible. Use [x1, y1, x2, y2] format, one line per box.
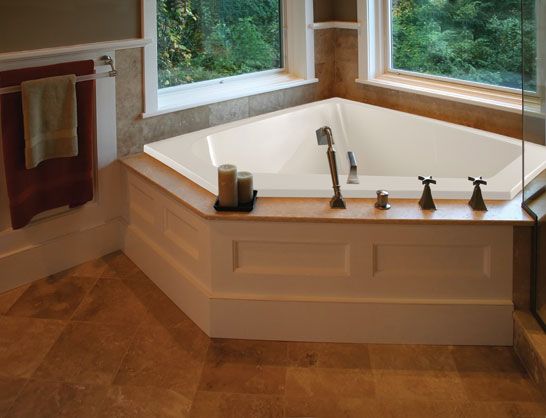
[313, 0, 335, 22]
[0, 0, 141, 53]
[313, 0, 356, 22]
[0, 1, 335, 53]
[334, 0, 357, 21]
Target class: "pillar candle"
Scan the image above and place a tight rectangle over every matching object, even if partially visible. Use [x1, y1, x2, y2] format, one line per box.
[237, 171, 254, 204]
[218, 164, 238, 207]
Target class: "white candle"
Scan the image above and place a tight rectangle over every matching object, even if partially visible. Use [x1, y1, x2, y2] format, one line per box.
[218, 164, 238, 207]
[237, 171, 254, 204]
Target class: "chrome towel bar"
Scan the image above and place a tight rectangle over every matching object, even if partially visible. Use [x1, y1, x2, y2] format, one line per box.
[0, 55, 117, 95]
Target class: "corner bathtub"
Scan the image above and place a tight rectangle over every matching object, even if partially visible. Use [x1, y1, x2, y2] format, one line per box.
[144, 98, 546, 200]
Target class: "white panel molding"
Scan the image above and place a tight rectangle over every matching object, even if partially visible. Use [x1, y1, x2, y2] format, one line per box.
[232, 240, 350, 277]
[122, 170, 515, 345]
[371, 243, 492, 281]
[0, 218, 123, 293]
[163, 208, 200, 261]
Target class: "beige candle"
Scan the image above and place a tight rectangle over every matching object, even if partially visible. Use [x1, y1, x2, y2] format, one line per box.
[237, 171, 254, 204]
[218, 164, 238, 207]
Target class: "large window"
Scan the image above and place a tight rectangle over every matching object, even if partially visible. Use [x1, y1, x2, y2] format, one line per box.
[143, 0, 315, 115]
[358, 0, 540, 109]
[389, 0, 536, 91]
[157, 0, 283, 89]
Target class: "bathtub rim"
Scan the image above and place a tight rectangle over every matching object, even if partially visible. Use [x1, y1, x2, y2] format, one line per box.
[120, 153, 534, 226]
[143, 97, 542, 201]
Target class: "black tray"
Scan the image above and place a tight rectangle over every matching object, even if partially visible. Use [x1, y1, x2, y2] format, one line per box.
[214, 190, 258, 212]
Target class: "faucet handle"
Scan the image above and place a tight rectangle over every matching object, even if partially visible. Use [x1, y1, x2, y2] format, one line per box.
[418, 176, 437, 185]
[316, 126, 333, 146]
[468, 176, 487, 186]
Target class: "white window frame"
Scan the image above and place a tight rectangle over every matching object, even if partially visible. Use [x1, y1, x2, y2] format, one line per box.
[142, 0, 317, 117]
[357, 0, 532, 113]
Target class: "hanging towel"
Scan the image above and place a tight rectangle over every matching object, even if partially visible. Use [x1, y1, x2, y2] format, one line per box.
[0, 60, 95, 230]
[21, 74, 78, 169]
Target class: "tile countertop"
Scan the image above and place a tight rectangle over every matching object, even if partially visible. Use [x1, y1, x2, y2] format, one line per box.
[120, 153, 534, 226]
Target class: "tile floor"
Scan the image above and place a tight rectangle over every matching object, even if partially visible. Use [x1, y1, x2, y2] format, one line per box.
[0, 251, 545, 418]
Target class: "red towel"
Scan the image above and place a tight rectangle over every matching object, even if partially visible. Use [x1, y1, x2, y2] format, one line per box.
[0, 61, 95, 229]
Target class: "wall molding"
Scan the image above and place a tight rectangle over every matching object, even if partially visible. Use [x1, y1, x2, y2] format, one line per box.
[0, 38, 150, 64]
[310, 21, 361, 30]
[0, 218, 123, 293]
[124, 219, 513, 345]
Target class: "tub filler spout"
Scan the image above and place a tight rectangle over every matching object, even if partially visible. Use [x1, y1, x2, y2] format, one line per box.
[316, 126, 346, 209]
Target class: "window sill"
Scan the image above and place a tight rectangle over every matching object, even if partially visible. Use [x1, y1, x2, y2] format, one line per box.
[356, 73, 523, 114]
[142, 72, 318, 118]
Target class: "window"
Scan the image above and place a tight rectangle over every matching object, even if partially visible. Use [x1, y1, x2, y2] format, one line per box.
[157, 0, 283, 88]
[143, 0, 316, 115]
[358, 0, 540, 109]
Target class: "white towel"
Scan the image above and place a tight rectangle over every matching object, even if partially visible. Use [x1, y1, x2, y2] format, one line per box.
[21, 74, 78, 169]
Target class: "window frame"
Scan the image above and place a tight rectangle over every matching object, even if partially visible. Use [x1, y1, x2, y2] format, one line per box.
[142, 0, 317, 117]
[357, 0, 537, 112]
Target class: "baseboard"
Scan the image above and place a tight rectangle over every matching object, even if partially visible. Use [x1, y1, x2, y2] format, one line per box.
[0, 218, 123, 292]
[123, 222, 514, 345]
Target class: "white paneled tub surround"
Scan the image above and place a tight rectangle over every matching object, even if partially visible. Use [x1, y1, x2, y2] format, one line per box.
[145, 98, 546, 200]
[123, 170, 515, 345]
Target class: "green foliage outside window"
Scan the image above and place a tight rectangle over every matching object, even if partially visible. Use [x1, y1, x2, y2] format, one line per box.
[157, 0, 537, 91]
[391, 0, 537, 90]
[157, 0, 281, 88]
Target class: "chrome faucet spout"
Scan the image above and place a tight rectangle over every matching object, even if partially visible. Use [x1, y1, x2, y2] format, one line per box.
[315, 126, 346, 209]
[347, 151, 359, 184]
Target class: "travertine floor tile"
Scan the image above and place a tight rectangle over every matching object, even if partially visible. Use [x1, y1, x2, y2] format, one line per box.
[452, 346, 543, 402]
[121, 272, 196, 328]
[5, 380, 108, 418]
[284, 398, 471, 418]
[287, 341, 371, 369]
[71, 278, 150, 326]
[368, 344, 458, 373]
[0, 285, 29, 315]
[380, 400, 467, 418]
[207, 339, 289, 367]
[0, 377, 26, 416]
[100, 251, 140, 279]
[1, 253, 545, 417]
[461, 401, 546, 418]
[114, 319, 209, 398]
[373, 371, 467, 402]
[6, 275, 96, 320]
[199, 363, 287, 395]
[190, 391, 283, 418]
[283, 396, 383, 418]
[285, 367, 375, 399]
[53, 258, 109, 279]
[451, 346, 526, 375]
[0, 316, 65, 378]
[198, 338, 288, 395]
[98, 385, 192, 418]
[33, 322, 135, 385]
[369, 344, 467, 402]
[459, 374, 544, 402]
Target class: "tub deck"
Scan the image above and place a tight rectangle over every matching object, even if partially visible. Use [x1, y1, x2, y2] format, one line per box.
[121, 153, 533, 226]
[119, 153, 531, 345]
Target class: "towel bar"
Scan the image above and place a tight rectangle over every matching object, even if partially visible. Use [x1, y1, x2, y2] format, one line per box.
[0, 55, 117, 95]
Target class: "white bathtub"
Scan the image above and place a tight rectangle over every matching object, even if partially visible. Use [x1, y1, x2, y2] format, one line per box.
[145, 98, 546, 200]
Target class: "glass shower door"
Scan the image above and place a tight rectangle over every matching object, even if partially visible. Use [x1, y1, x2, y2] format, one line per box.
[522, 0, 546, 329]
